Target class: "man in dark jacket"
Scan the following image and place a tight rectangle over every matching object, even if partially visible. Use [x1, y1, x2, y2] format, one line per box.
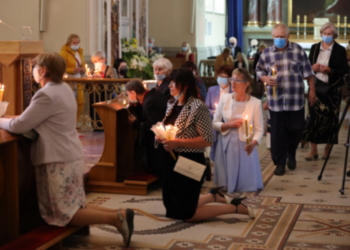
[125, 80, 167, 178]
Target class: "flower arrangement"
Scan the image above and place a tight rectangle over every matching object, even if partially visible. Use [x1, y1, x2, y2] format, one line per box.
[121, 38, 163, 79]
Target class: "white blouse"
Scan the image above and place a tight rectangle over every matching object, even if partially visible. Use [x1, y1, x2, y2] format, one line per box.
[213, 93, 264, 144]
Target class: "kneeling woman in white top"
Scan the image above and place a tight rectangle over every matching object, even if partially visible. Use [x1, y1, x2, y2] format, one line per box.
[213, 68, 264, 193]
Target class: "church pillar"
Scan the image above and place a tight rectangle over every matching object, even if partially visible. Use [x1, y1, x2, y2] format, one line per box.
[247, 0, 261, 27]
[266, 0, 282, 26]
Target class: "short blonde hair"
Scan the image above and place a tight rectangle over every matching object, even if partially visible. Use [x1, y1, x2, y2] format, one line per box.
[232, 68, 252, 94]
[153, 58, 173, 73]
[32, 53, 66, 83]
[320, 22, 338, 39]
[91, 50, 106, 59]
[65, 34, 80, 45]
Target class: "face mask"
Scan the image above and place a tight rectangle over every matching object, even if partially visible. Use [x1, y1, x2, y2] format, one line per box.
[148, 43, 153, 48]
[274, 38, 287, 49]
[181, 47, 187, 52]
[70, 45, 79, 51]
[174, 92, 183, 100]
[119, 67, 128, 76]
[230, 43, 235, 47]
[155, 74, 166, 81]
[217, 77, 228, 87]
[252, 45, 257, 49]
[33, 66, 41, 83]
[322, 35, 333, 44]
[94, 62, 104, 71]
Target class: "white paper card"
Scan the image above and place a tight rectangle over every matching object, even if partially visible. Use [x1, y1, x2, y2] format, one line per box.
[173, 156, 206, 182]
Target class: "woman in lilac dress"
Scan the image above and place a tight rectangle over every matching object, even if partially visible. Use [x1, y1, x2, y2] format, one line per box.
[213, 68, 264, 193]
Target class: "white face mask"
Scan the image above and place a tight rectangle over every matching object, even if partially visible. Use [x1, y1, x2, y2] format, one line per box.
[70, 45, 79, 51]
[33, 66, 41, 83]
[174, 91, 183, 100]
[94, 62, 104, 71]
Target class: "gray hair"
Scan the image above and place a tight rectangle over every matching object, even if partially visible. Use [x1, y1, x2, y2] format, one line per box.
[153, 58, 173, 73]
[272, 24, 289, 36]
[91, 50, 106, 59]
[125, 80, 145, 95]
[320, 22, 338, 39]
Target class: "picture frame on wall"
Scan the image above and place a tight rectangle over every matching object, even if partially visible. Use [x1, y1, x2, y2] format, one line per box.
[288, 0, 350, 27]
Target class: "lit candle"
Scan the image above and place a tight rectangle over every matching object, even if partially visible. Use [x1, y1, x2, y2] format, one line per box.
[215, 103, 217, 109]
[123, 99, 126, 107]
[143, 83, 147, 89]
[249, 124, 253, 134]
[85, 64, 88, 72]
[245, 115, 249, 144]
[264, 82, 267, 94]
[271, 67, 276, 77]
[0, 84, 4, 102]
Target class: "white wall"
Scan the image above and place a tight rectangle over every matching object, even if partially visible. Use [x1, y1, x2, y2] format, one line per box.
[0, 0, 40, 41]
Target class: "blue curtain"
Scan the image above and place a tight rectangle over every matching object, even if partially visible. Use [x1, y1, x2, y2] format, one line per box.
[226, 0, 243, 48]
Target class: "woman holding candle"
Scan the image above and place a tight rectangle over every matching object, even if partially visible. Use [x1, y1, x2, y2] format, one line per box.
[213, 68, 264, 193]
[303, 22, 349, 160]
[0, 53, 135, 247]
[205, 65, 233, 161]
[158, 68, 254, 221]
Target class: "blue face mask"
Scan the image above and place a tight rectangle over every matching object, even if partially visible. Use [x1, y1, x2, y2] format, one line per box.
[148, 43, 154, 48]
[181, 47, 187, 52]
[274, 38, 287, 49]
[155, 74, 166, 81]
[217, 77, 228, 87]
[174, 92, 183, 100]
[322, 35, 333, 44]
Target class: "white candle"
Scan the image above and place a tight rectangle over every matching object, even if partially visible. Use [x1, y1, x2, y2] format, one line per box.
[245, 115, 249, 144]
[0, 84, 4, 102]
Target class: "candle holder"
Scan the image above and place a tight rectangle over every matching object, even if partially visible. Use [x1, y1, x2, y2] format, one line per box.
[304, 15, 307, 39]
[296, 15, 300, 39]
[344, 16, 347, 40]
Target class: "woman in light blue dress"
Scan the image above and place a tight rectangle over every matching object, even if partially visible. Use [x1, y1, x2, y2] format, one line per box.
[213, 68, 264, 193]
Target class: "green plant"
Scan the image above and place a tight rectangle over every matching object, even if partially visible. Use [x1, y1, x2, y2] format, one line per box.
[121, 38, 163, 79]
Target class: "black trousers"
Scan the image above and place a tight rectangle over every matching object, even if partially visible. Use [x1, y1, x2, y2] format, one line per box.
[269, 108, 305, 166]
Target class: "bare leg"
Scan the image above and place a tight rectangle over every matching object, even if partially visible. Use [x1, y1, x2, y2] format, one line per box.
[197, 193, 227, 206]
[69, 207, 125, 229]
[86, 204, 117, 213]
[186, 204, 248, 222]
[310, 143, 318, 154]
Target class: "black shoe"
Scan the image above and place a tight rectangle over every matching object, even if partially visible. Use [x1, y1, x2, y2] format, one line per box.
[224, 196, 254, 219]
[274, 165, 285, 176]
[208, 186, 225, 202]
[287, 159, 296, 170]
[117, 209, 134, 247]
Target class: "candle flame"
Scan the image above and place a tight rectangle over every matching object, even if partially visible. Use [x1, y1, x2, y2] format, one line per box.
[245, 115, 248, 120]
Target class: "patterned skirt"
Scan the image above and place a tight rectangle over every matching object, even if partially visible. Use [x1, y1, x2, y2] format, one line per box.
[304, 88, 342, 144]
[35, 158, 86, 226]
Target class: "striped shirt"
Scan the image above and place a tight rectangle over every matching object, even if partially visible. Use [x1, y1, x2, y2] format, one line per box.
[256, 42, 314, 112]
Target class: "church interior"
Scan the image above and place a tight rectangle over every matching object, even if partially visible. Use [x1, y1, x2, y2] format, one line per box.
[0, 0, 350, 249]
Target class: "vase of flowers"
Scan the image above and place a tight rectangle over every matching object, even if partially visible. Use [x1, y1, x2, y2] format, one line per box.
[121, 38, 163, 79]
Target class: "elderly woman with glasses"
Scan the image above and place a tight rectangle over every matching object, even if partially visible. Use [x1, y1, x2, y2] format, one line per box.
[213, 68, 264, 193]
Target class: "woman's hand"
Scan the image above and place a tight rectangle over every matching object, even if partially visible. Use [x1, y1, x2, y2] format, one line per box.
[312, 63, 320, 72]
[229, 118, 243, 129]
[163, 139, 179, 152]
[319, 65, 331, 74]
[244, 140, 257, 155]
[127, 114, 136, 124]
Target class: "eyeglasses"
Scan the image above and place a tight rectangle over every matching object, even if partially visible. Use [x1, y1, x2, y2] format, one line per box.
[228, 78, 245, 83]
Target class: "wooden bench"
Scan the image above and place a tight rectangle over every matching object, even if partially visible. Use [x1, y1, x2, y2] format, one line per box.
[0, 225, 85, 250]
